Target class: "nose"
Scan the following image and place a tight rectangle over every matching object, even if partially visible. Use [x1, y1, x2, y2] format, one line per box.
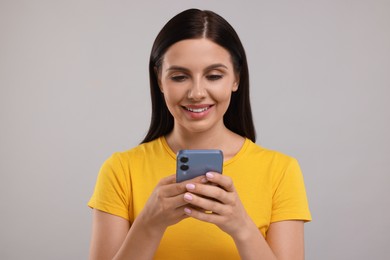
[187, 79, 206, 101]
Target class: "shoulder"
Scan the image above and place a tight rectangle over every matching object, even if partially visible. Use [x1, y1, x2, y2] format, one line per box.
[103, 137, 169, 169]
[95, 138, 164, 187]
[244, 139, 298, 167]
[110, 137, 164, 159]
[228, 139, 301, 182]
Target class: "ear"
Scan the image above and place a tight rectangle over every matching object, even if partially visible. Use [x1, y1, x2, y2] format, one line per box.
[232, 74, 239, 92]
[232, 81, 239, 92]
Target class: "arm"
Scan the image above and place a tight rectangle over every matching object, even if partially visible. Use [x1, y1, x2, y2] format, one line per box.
[89, 210, 129, 260]
[89, 175, 179, 260]
[89, 209, 166, 260]
[89, 175, 204, 260]
[183, 172, 306, 260]
[266, 221, 305, 260]
[230, 219, 305, 260]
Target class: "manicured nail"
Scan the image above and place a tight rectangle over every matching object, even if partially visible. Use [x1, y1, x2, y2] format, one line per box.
[186, 183, 195, 190]
[184, 208, 192, 214]
[206, 172, 214, 179]
[184, 193, 193, 201]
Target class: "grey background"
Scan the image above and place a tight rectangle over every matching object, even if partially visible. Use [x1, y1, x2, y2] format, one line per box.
[1, 0, 389, 259]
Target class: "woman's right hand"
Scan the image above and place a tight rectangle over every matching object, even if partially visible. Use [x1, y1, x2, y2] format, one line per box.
[136, 174, 201, 232]
[90, 174, 207, 260]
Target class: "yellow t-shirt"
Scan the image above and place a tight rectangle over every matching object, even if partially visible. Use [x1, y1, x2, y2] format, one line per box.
[88, 137, 311, 259]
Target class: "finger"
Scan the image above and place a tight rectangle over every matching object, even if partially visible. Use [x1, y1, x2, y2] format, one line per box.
[176, 207, 192, 222]
[183, 192, 225, 215]
[171, 175, 209, 196]
[169, 193, 191, 209]
[205, 172, 235, 192]
[185, 182, 231, 205]
[158, 174, 176, 185]
[160, 173, 207, 185]
[183, 206, 223, 224]
[156, 174, 188, 197]
[165, 206, 191, 223]
[157, 175, 208, 197]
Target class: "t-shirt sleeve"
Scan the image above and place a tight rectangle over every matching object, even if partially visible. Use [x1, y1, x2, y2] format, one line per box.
[88, 153, 132, 221]
[271, 158, 312, 223]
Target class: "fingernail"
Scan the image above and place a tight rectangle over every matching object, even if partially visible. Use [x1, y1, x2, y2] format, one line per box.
[184, 193, 193, 201]
[206, 172, 214, 179]
[186, 183, 195, 190]
[184, 208, 192, 214]
[201, 177, 208, 183]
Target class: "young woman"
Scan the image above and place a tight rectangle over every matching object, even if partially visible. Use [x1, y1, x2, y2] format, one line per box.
[88, 9, 311, 260]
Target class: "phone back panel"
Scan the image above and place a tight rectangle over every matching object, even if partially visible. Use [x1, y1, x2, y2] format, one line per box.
[176, 149, 223, 182]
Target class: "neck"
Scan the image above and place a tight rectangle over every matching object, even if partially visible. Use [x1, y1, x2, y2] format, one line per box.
[165, 122, 245, 160]
[167, 126, 223, 151]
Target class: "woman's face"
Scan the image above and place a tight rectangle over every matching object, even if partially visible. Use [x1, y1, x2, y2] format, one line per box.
[158, 38, 239, 134]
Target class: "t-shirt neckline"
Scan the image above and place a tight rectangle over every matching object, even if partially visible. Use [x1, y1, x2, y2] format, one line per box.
[159, 136, 251, 167]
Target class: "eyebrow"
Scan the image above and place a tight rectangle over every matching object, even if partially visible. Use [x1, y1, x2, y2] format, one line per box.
[165, 63, 229, 72]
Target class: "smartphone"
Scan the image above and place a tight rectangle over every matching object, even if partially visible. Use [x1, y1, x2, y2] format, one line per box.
[176, 149, 223, 182]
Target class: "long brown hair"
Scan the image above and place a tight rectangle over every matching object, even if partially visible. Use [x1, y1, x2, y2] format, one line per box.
[142, 9, 256, 143]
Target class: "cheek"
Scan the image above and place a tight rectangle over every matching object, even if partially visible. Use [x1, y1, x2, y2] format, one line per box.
[161, 87, 186, 109]
[211, 87, 234, 103]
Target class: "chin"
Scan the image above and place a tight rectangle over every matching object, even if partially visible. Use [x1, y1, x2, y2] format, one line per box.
[180, 120, 223, 135]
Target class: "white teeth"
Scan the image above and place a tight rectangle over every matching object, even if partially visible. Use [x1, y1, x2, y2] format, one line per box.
[185, 106, 209, 113]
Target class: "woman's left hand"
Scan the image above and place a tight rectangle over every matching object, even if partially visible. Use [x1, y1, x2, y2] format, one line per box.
[183, 172, 255, 239]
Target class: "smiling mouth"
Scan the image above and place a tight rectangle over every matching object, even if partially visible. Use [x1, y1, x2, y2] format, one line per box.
[183, 106, 212, 113]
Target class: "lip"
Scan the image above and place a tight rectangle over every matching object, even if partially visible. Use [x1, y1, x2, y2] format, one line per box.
[181, 104, 214, 119]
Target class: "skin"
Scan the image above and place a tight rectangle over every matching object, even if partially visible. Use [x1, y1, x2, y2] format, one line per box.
[159, 39, 243, 158]
[89, 38, 305, 260]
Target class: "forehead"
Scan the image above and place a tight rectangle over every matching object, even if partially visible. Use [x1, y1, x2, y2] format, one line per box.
[162, 38, 233, 69]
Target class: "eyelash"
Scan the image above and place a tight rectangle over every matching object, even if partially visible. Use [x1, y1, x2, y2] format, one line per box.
[206, 74, 223, 81]
[171, 75, 188, 82]
[170, 74, 223, 82]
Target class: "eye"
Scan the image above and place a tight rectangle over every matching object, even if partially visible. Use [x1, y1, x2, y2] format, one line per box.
[206, 74, 223, 81]
[170, 75, 188, 82]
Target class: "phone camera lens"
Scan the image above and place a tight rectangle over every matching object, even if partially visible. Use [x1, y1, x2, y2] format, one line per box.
[180, 156, 189, 163]
[180, 164, 189, 171]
